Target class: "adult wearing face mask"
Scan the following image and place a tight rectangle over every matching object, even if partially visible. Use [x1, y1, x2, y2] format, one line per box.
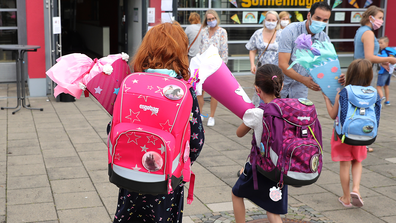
[354, 6, 396, 153]
[354, 6, 396, 86]
[279, 11, 291, 29]
[198, 9, 228, 127]
[277, 2, 335, 99]
[246, 11, 282, 75]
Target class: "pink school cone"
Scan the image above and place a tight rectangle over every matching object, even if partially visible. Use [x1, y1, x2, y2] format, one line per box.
[202, 62, 254, 119]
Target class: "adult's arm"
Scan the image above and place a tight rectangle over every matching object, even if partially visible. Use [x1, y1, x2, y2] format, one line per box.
[278, 52, 320, 90]
[362, 31, 396, 64]
[249, 50, 257, 74]
[277, 25, 320, 91]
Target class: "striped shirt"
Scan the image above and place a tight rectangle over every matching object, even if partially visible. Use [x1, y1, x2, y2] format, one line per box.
[276, 21, 330, 99]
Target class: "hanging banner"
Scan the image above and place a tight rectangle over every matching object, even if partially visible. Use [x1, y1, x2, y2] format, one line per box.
[231, 14, 241, 24]
[332, 0, 343, 8]
[348, 0, 359, 8]
[229, 0, 238, 8]
[259, 12, 266, 24]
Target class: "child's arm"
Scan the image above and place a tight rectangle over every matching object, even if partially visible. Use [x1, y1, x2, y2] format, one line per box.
[236, 123, 251, 138]
[323, 92, 340, 120]
[236, 107, 264, 138]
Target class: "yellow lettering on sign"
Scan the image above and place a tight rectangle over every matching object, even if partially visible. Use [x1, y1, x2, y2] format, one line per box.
[241, 0, 251, 7]
[240, 0, 322, 7]
[306, 0, 313, 8]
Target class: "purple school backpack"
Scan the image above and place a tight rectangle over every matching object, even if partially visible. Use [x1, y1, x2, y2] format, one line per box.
[250, 98, 323, 189]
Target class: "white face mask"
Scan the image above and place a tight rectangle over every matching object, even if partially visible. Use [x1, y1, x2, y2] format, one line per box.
[280, 20, 290, 27]
[265, 21, 277, 30]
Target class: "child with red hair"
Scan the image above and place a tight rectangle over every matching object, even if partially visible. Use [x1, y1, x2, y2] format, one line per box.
[112, 22, 204, 223]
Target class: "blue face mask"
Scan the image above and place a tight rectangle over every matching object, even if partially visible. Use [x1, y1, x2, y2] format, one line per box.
[207, 19, 217, 28]
[309, 18, 327, 34]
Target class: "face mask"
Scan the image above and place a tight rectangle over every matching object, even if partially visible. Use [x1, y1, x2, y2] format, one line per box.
[207, 19, 217, 28]
[370, 16, 383, 30]
[265, 21, 277, 30]
[280, 20, 290, 27]
[309, 18, 327, 34]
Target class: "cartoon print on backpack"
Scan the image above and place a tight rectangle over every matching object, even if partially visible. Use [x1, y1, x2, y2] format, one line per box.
[163, 85, 184, 100]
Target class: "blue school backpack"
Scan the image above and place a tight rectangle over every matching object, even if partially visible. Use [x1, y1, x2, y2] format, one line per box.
[335, 85, 381, 145]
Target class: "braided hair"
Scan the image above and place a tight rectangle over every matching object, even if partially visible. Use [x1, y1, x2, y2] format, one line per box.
[255, 64, 284, 98]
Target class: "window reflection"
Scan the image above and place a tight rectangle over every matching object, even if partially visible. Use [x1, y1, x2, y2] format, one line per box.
[1, 0, 18, 61]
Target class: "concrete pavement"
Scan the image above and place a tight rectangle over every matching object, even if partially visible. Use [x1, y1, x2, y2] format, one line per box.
[1, 75, 396, 223]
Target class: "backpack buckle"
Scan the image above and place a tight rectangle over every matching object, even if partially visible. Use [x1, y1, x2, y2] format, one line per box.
[360, 108, 365, 115]
[301, 127, 308, 138]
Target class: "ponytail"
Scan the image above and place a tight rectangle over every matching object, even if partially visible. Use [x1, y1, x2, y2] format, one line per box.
[255, 64, 284, 98]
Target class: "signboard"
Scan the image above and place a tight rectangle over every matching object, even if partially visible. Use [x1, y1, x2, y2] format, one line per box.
[241, 0, 324, 8]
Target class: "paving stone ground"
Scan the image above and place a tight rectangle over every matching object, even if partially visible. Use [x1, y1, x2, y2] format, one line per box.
[1, 74, 396, 223]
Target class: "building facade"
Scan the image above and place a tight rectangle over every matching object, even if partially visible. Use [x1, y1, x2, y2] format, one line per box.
[0, 0, 394, 96]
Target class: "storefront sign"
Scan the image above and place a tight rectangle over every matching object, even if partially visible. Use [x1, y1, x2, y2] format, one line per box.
[241, 0, 324, 8]
[242, 11, 258, 23]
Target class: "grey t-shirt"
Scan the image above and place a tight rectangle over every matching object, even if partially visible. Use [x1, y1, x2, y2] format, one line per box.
[185, 24, 202, 57]
[275, 21, 330, 99]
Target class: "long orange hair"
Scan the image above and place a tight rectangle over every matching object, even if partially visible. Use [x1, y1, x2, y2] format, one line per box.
[132, 22, 190, 80]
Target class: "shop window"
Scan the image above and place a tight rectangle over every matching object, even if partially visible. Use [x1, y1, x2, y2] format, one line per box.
[0, 0, 18, 61]
[178, 0, 209, 8]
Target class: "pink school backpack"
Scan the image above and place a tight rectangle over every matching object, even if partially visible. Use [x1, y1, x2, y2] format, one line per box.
[108, 72, 195, 203]
[251, 98, 323, 189]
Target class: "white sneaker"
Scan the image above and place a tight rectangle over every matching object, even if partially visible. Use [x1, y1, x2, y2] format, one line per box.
[200, 115, 204, 122]
[207, 117, 215, 126]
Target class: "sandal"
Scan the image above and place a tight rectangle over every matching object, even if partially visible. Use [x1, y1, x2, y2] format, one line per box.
[338, 197, 353, 208]
[350, 192, 364, 207]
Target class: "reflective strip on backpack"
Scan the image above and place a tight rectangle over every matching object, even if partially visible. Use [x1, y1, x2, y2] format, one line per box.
[113, 164, 166, 182]
[270, 147, 278, 166]
[172, 153, 181, 173]
[287, 171, 319, 181]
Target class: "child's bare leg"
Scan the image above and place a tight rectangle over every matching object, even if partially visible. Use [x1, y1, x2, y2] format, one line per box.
[197, 92, 205, 114]
[266, 211, 282, 223]
[351, 160, 363, 195]
[210, 97, 218, 118]
[384, 85, 390, 101]
[376, 86, 384, 98]
[232, 192, 246, 223]
[339, 161, 352, 204]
